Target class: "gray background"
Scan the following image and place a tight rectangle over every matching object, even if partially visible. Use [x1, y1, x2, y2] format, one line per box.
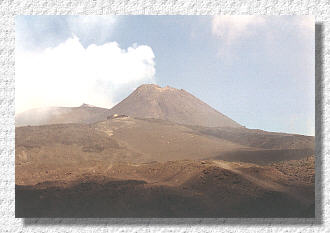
[0, 0, 329, 232]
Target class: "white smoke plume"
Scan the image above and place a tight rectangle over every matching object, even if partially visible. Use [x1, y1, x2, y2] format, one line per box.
[16, 36, 156, 113]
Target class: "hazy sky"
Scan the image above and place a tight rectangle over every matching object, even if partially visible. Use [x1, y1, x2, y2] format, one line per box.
[16, 16, 315, 135]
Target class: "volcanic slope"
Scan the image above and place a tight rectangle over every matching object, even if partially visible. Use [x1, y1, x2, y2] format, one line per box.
[15, 117, 314, 169]
[15, 117, 248, 171]
[108, 84, 241, 128]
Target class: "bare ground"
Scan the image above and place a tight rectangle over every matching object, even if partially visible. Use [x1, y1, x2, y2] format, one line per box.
[16, 158, 314, 217]
[15, 118, 315, 218]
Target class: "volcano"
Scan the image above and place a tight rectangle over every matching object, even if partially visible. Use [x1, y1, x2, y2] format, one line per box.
[108, 84, 241, 128]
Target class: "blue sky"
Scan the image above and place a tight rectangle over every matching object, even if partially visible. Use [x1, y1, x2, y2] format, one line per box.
[15, 16, 315, 135]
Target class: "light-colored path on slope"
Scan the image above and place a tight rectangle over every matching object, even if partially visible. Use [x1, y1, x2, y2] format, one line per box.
[212, 160, 310, 205]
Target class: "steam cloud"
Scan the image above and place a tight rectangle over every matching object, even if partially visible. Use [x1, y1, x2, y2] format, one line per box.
[16, 36, 156, 113]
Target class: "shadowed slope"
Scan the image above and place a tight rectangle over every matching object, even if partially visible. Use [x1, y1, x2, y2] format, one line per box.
[16, 159, 314, 218]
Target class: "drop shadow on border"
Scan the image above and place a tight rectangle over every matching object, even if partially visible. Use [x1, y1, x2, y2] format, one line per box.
[22, 23, 324, 226]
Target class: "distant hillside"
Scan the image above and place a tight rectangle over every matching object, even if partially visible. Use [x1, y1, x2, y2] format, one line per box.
[15, 104, 110, 127]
